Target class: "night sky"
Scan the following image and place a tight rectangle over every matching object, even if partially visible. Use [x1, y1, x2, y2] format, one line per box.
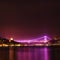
[0, 0, 60, 40]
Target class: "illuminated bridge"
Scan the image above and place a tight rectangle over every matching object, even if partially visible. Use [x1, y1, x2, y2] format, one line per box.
[15, 36, 51, 43]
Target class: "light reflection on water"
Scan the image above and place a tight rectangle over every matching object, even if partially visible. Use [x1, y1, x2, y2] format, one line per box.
[9, 47, 14, 60]
[13, 47, 50, 60]
[44, 47, 49, 60]
[0, 47, 60, 60]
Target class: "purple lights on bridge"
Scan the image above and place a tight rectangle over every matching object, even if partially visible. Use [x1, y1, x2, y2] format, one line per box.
[14, 36, 51, 43]
[43, 36, 48, 43]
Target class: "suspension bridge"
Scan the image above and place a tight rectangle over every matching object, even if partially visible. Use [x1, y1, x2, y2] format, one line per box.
[15, 36, 51, 43]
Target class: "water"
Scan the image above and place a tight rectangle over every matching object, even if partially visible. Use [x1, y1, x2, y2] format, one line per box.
[0, 47, 60, 60]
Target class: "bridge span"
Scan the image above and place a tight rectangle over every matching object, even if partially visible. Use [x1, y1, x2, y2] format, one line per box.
[15, 36, 51, 43]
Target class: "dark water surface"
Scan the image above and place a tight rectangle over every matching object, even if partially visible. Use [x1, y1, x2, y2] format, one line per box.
[0, 47, 60, 60]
